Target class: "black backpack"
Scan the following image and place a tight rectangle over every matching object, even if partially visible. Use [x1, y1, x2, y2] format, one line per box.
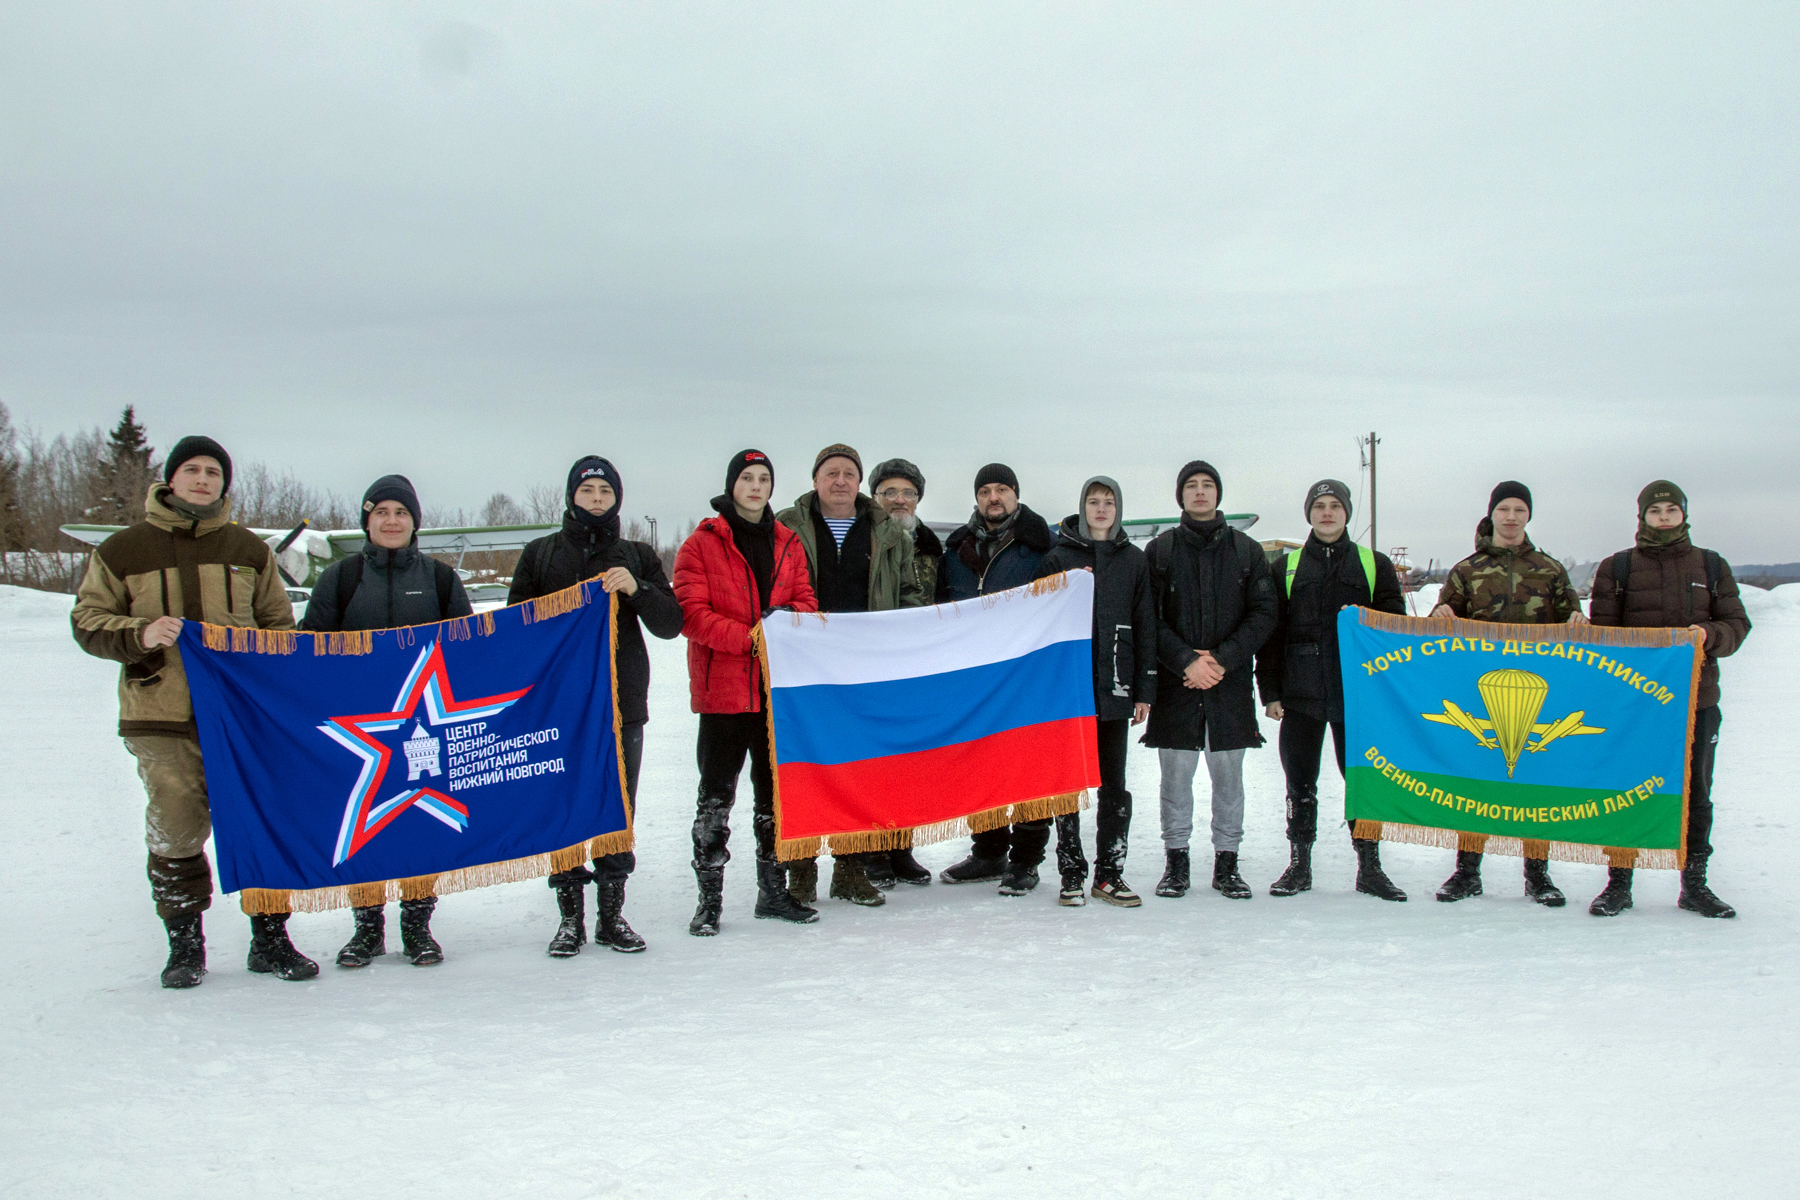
[1609, 547, 1722, 605]
[334, 553, 456, 621]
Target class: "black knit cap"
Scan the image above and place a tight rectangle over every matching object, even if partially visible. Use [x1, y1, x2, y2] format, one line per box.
[726, 449, 773, 497]
[163, 435, 233, 495]
[361, 474, 422, 536]
[1304, 478, 1352, 522]
[566, 456, 622, 509]
[1488, 480, 1532, 516]
[1638, 479, 1687, 518]
[870, 457, 925, 500]
[1176, 460, 1221, 505]
[974, 463, 1019, 496]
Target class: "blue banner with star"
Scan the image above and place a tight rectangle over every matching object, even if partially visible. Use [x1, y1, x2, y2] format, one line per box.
[179, 584, 629, 909]
[1339, 607, 1702, 869]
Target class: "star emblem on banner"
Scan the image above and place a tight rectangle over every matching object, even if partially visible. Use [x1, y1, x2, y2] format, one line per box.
[319, 640, 530, 865]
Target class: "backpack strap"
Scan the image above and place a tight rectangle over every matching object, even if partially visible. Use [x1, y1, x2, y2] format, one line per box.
[335, 554, 364, 620]
[433, 558, 456, 617]
[1610, 549, 1633, 600]
[1703, 548, 1723, 595]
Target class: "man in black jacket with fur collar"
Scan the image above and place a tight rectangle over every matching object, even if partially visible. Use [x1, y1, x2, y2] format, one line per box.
[1142, 461, 1278, 902]
[509, 456, 684, 957]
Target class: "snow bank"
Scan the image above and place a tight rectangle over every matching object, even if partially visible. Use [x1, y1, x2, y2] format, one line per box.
[0, 582, 76, 625]
[1739, 581, 1800, 622]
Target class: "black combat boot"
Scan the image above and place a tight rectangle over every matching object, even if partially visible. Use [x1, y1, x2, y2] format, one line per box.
[688, 867, 725, 936]
[595, 881, 647, 952]
[547, 880, 587, 956]
[336, 905, 386, 967]
[1522, 858, 1566, 908]
[399, 897, 444, 964]
[863, 852, 898, 891]
[787, 858, 819, 904]
[1678, 852, 1736, 918]
[1437, 851, 1484, 902]
[246, 913, 320, 980]
[1589, 867, 1634, 917]
[160, 914, 206, 989]
[1353, 839, 1408, 901]
[756, 860, 821, 923]
[1212, 851, 1252, 899]
[890, 847, 933, 885]
[1058, 871, 1087, 906]
[1269, 842, 1312, 897]
[997, 861, 1040, 896]
[1155, 848, 1191, 897]
[939, 853, 1006, 884]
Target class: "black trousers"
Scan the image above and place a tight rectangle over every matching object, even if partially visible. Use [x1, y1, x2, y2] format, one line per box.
[550, 721, 644, 888]
[1688, 705, 1721, 859]
[1056, 718, 1133, 880]
[1277, 710, 1346, 845]
[691, 711, 778, 868]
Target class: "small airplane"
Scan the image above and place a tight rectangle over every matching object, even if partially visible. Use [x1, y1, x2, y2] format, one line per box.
[1422, 701, 1608, 754]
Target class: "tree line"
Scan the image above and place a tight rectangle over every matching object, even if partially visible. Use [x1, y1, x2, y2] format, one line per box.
[0, 403, 686, 592]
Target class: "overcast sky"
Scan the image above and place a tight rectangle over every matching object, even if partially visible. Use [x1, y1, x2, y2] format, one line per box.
[3, 3, 1796, 564]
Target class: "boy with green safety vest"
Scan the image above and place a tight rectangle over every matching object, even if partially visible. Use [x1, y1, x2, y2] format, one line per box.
[1255, 479, 1409, 901]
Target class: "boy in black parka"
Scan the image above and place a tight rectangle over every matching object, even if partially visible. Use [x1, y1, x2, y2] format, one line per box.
[1033, 476, 1157, 906]
[509, 457, 684, 956]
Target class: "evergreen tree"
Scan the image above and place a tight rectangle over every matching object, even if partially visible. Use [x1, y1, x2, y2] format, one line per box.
[97, 406, 157, 524]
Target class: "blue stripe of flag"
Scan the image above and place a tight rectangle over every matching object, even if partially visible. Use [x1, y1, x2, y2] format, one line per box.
[771, 638, 1094, 767]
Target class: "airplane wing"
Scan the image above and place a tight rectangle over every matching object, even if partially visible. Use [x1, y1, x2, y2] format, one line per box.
[1422, 701, 1498, 748]
[1527, 712, 1606, 752]
[324, 523, 556, 556]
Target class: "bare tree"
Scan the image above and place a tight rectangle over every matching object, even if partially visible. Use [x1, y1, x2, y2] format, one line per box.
[480, 491, 527, 526]
[0, 401, 22, 553]
[525, 483, 563, 523]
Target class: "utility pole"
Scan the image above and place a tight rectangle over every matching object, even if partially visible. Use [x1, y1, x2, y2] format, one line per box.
[1359, 431, 1381, 553]
[645, 516, 658, 550]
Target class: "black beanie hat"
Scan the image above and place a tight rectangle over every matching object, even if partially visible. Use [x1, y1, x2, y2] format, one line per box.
[1175, 460, 1221, 505]
[566, 456, 622, 509]
[870, 457, 925, 500]
[360, 474, 422, 536]
[163, 436, 233, 495]
[1304, 478, 1352, 522]
[974, 463, 1019, 495]
[1488, 480, 1532, 516]
[726, 449, 773, 497]
[1638, 479, 1687, 519]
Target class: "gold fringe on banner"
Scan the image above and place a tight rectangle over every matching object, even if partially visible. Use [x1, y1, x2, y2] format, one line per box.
[523, 581, 591, 624]
[1350, 819, 1681, 871]
[312, 629, 373, 656]
[779, 791, 1090, 860]
[1356, 607, 1702, 650]
[236, 836, 622, 913]
[200, 624, 299, 655]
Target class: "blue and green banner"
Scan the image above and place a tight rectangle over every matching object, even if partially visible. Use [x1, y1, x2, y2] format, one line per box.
[1340, 609, 1703, 869]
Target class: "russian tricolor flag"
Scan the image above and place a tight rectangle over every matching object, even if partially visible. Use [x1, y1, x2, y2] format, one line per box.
[761, 570, 1101, 852]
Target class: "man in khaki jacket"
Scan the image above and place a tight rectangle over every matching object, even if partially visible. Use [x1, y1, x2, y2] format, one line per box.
[71, 436, 318, 987]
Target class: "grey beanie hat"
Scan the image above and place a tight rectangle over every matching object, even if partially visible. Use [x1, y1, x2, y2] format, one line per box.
[1304, 478, 1353, 523]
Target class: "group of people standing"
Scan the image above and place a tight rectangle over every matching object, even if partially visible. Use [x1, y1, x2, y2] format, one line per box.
[70, 436, 1750, 991]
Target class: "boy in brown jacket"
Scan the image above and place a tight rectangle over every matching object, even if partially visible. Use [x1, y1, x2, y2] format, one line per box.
[1587, 480, 1750, 918]
[71, 436, 318, 986]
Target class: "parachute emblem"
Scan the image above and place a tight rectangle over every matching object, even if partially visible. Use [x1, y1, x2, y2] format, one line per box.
[1420, 669, 1606, 777]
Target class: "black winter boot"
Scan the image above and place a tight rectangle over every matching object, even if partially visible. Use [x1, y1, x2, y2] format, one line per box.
[160, 914, 206, 989]
[547, 881, 587, 956]
[1269, 842, 1312, 897]
[756, 860, 821, 923]
[1437, 851, 1484, 902]
[787, 858, 819, 905]
[1523, 858, 1566, 908]
[997, 862, 1040, 896]
[1155, 848, 1191, 898]
[1212, 851, 1252, 899]
[1058, 871, 1087, 906]
[863, 852, 897, 891]
[829, 857, 886, 906]
[1678, 853, 1736, 918]
[1353, 838, 1408, 902]
[246, 913, 319, 980]
[336, 905, 387, 967]
[1589, 867, 1634, 917]
[890, 847, 933, 886]
[939, 853, 1006, 884]
[689, 867, 725, 936]
[399, 898, 443, 964]
[595, 881, 646, 952]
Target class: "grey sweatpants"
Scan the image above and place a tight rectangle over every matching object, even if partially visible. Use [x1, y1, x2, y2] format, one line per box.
[1158, 747, 1247, 852]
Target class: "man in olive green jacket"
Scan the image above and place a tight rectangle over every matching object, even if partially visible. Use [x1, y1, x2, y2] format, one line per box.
[776, 444, 928, 904]
[71, 436, 318, 988]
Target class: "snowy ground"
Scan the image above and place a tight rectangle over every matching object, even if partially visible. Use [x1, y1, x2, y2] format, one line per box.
[4, 583, 1797, 1199]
